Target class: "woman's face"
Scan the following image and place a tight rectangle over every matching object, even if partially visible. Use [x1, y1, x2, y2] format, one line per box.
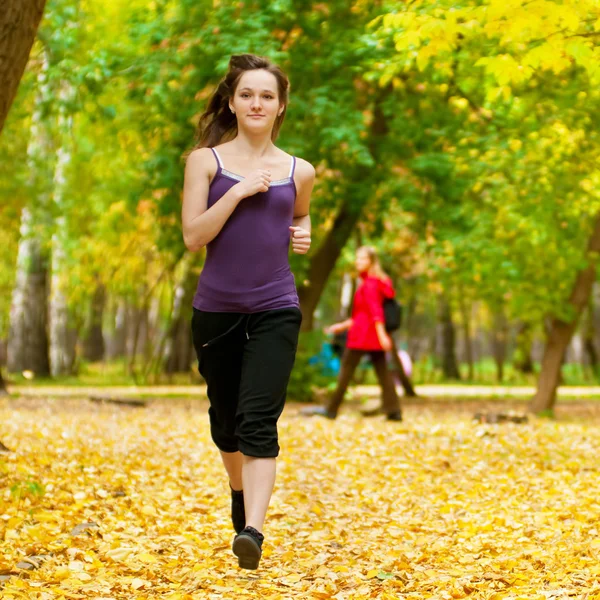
[230, 69, 283, 133]
[355, 249, 372, 275]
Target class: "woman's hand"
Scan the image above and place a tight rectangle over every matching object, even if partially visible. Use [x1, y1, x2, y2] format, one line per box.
[324, 321, 350, 335]
[289, 226, 311, 254]
[236, 169, 272, 198]
[324, 324, 339, 336]
[379, 333, 393, 352]
[375, 321, 393, 352]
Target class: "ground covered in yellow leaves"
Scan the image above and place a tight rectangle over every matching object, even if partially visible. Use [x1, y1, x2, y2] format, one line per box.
[1, 396, 600, 599]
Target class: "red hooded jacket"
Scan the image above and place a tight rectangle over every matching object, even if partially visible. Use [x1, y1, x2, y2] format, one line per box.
[346, 273, 395, 351]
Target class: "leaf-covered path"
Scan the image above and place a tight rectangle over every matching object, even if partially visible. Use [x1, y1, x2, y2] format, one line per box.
[1, 398, 600, 599]
[8, 384, 600, 399]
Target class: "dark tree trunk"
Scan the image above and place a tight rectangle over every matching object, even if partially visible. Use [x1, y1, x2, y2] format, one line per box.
[583, 301, 599, 380]
[592, 283, 600, 358]
[298, 197, 366, 331]
[514, 322, 534, 374]
[127, 301, 146, 377]
[82, 283, 106, 362]
[165, 322, 193, 375]
[491, 309, 508, 383]
[0, 369, 7, 395]
[458, 294, 474, 380]
[438, 296, 461, 380]
[0, 0, 47, 134]
[405, 294, 421, 362]
[164, 256, 197, 374]
[530, 214, 600, 414]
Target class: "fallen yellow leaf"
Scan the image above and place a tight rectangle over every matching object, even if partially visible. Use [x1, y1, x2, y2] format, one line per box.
[137, 552, 158, 563]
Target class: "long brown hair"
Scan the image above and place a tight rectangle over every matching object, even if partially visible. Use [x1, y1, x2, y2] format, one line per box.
[358, 246, 390, 281]
[192, 54, 290, 150]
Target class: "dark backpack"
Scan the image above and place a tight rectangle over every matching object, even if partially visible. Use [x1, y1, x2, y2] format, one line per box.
[383, 297, 402, 333]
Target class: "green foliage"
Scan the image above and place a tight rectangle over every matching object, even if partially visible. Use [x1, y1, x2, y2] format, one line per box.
[367, 0, 600, 338]
[4, 0, 600, 385]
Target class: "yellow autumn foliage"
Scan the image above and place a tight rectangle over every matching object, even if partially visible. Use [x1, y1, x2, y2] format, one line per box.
[376, 0, 600, 86]
[1, 397, 600, 598]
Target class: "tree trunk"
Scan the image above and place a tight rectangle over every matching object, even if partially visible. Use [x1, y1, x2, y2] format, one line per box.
[0, 0, 47, 134]
[82, 283, 106, 362]
[7, 241, 50, 376]
[166, 322, 194, 375]
[458, 294, 474, 380]
[105, 299, 127, 360]
[164, 254, 196, 374]
[338, 272, 354, 320]
[133, 304, 150, 358]
[530, 213, 600, 413]
[50, 83, 77, 376]
[584, 335, 598, 377]
[126, 301, 144, 377]
[583, 301, 599, 380]
[7, 52, 52, 376]
[438, 296, 461, 380]
[298, 197, 366, 330]
[146, 295, 161, 363]
[7, 209, 51, 375]
[7, 229, 50, 375]
[405, 294, 421, 362]
[491, 309, 508, 383]
[514, 322, 534, 374]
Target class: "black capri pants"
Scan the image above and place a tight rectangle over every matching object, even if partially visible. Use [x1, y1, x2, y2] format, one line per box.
[191, 307, 302, 458]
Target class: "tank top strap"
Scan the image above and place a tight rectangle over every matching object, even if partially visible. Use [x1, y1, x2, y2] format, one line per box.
[289, 156, 296, 179]
[210, 147, 224, 171]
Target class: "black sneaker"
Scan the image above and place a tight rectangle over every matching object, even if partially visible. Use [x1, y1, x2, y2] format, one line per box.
[299, 406, 336, 419]
[230, 486, 245, 534]
[386, 411, 403, 422]
[232, 526, 264, 570]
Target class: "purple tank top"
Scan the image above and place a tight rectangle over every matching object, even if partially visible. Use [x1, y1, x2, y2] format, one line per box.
[192, 148, 300, 313]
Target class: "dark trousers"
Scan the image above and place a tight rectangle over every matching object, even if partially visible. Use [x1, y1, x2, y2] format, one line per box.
[191, 307, 302, 458]
[327, 348, 400, 417]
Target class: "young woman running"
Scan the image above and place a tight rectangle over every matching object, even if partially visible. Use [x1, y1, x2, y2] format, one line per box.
[182, 54, 315, 570]
[303, 246, 402, 421]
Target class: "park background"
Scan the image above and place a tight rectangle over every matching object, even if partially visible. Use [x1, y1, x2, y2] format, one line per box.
[2, 1, 600, 598]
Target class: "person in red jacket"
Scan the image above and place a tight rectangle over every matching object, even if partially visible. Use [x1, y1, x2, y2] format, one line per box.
[303, 246, 402, 421]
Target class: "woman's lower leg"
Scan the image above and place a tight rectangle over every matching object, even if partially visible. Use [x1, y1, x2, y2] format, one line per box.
[220, 450, 244, 491]
[241, 456, 276, 534]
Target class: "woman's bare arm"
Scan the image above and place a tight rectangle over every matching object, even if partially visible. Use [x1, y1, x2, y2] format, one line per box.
[292, 158, 315, 231]
[289, 158, 315, 254]
[182, 148, 271, 251]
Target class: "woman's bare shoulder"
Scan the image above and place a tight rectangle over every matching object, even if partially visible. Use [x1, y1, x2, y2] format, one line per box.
[185, 147, 218, 178]
[187, 146, 215, 163]
[293, 156, 316, 181]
